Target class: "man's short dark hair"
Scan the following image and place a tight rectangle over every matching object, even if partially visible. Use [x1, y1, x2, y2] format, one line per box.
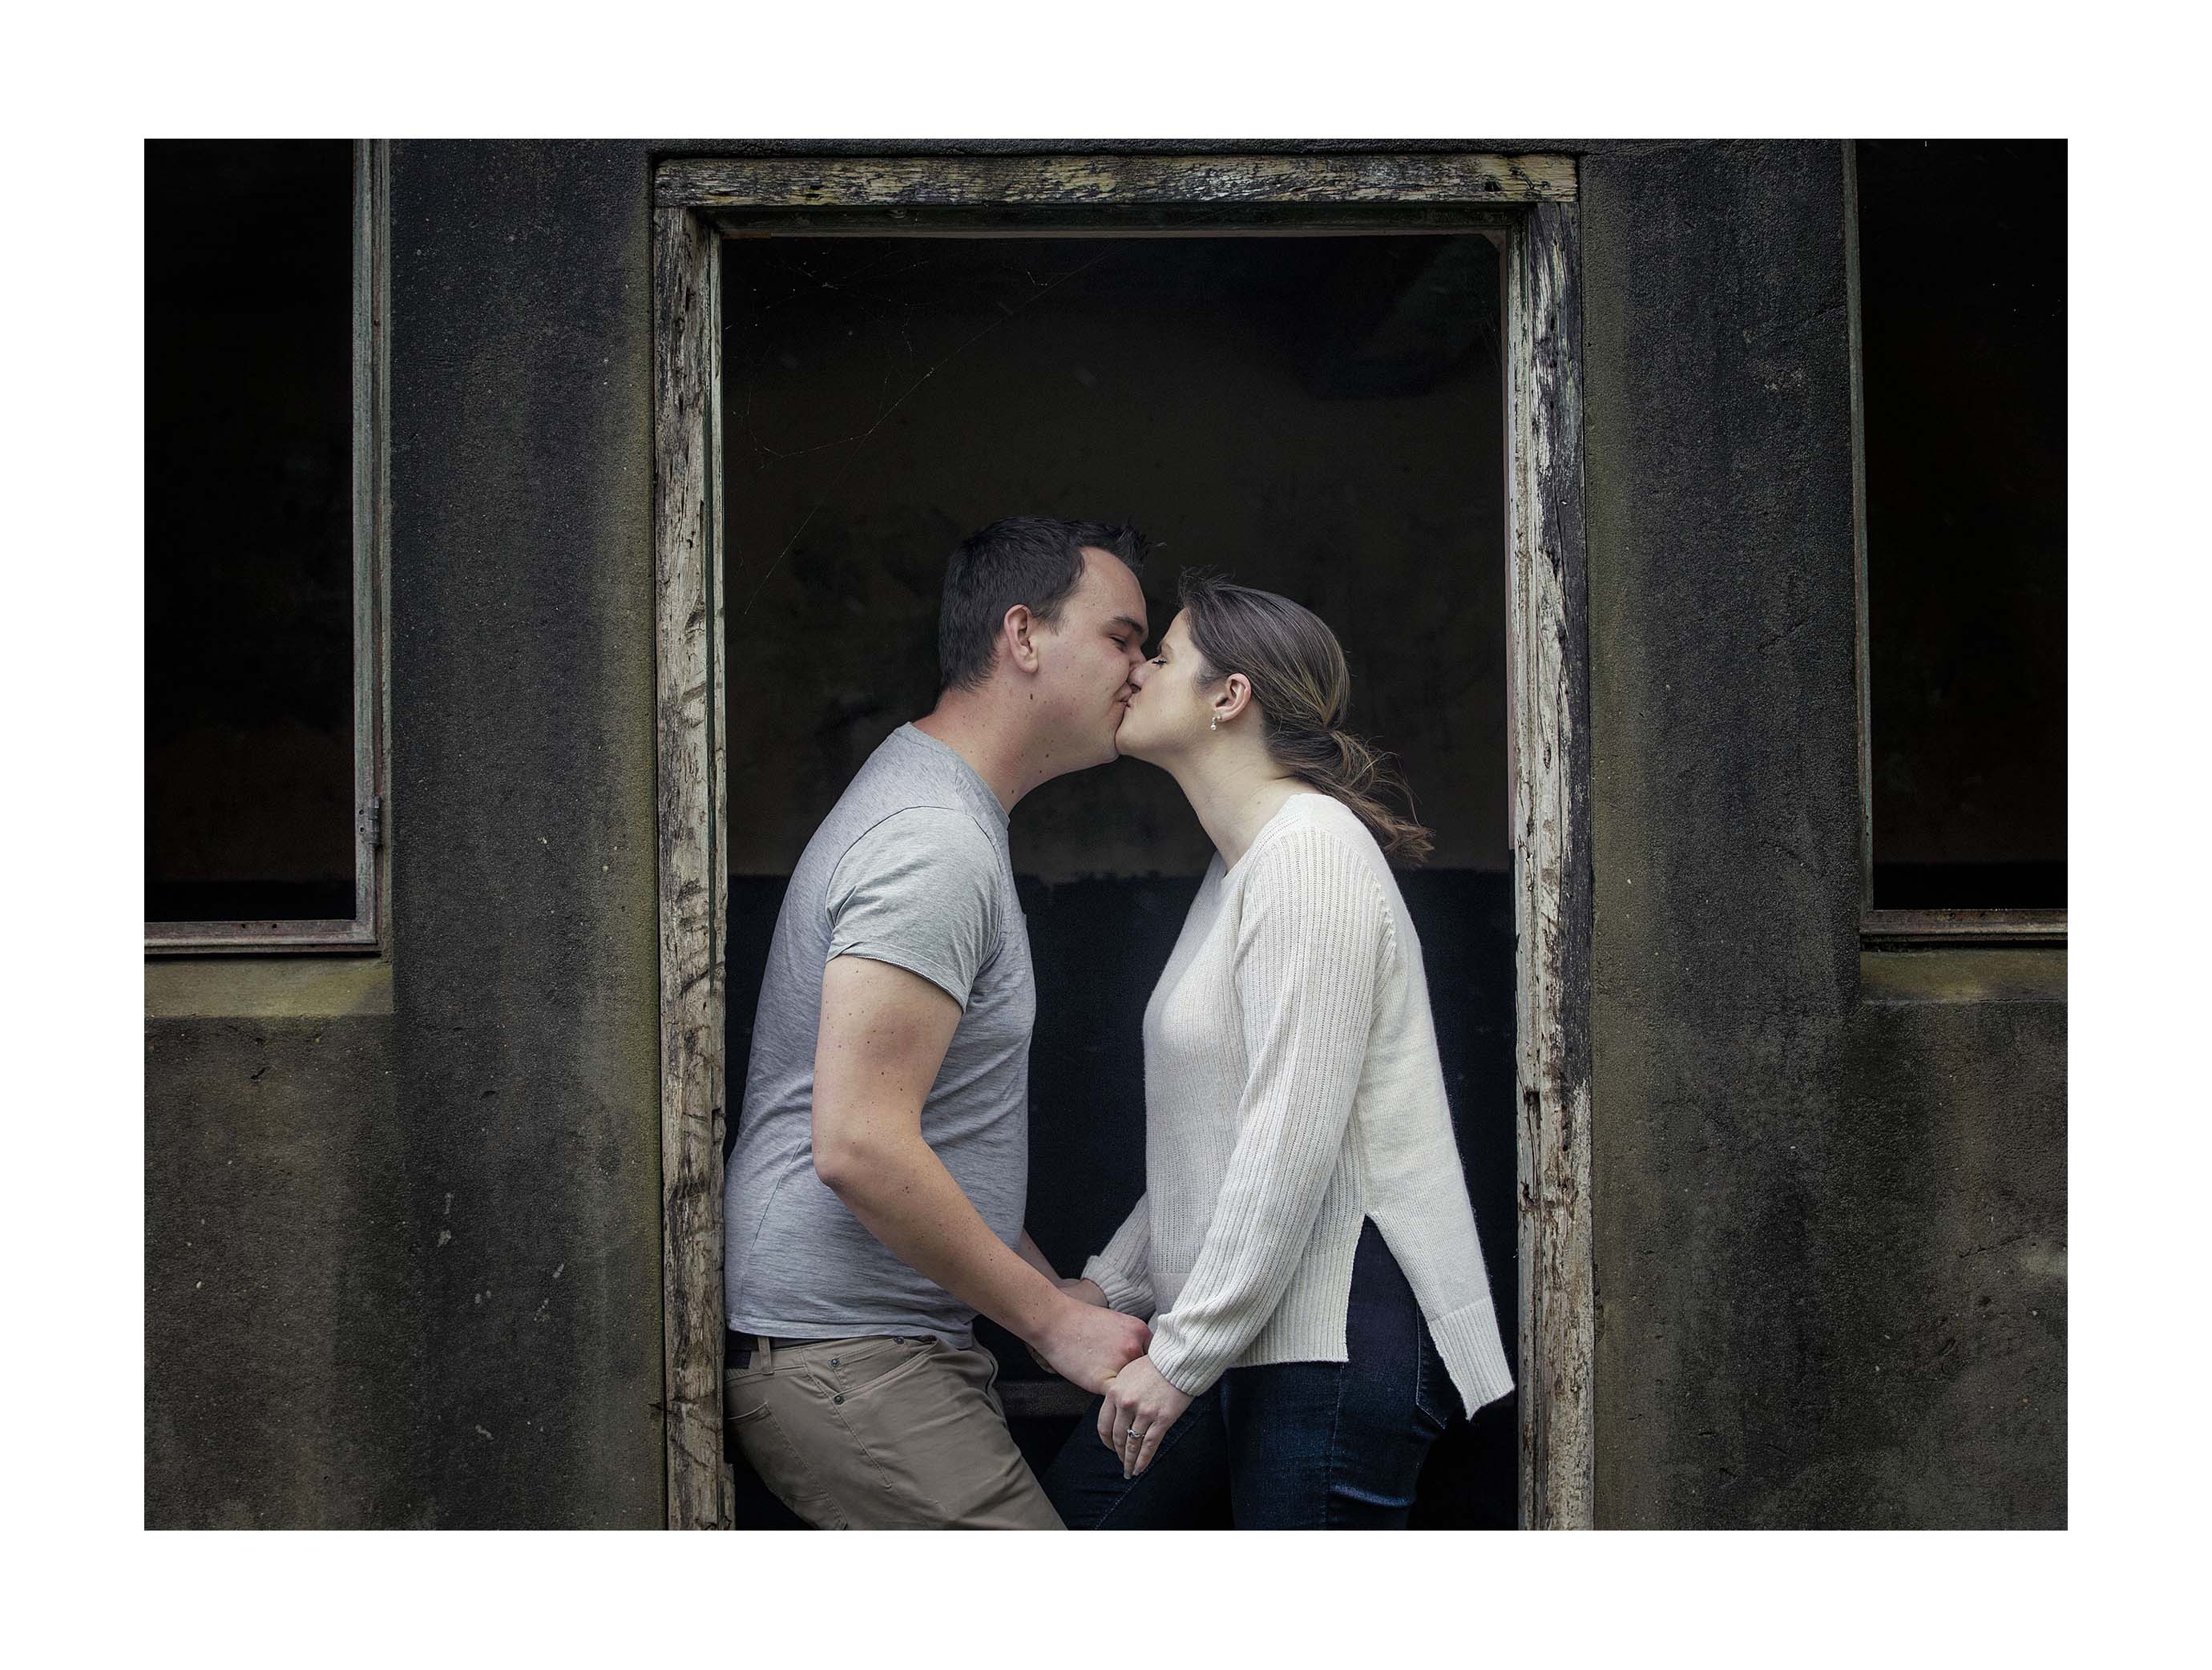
[938, 517, 1148, 693]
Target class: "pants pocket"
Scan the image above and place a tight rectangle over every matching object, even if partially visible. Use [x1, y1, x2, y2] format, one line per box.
[833, 1337, 940, 1402]
[829, 1343, 1060, 1528]
[727, 1394, 850, 1529]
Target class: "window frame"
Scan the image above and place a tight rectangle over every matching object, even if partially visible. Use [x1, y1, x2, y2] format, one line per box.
[144, 139, 391, 958]
[1845, 139, 2066, 950]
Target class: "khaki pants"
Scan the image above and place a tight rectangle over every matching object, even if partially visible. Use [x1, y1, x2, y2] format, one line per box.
[724, 1333, 1064, 1530]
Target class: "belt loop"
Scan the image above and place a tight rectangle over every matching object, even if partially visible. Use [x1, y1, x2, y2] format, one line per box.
[756, 1334, 774, 1375]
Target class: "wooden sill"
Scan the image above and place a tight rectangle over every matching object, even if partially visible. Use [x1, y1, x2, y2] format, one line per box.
[1860, 908, 2065, 948]
[146, 919, 380, 957]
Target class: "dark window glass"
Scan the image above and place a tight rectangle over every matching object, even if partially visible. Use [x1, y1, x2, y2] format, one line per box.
[146, 140, 357, 922]
[1859, 139, 2066, 910]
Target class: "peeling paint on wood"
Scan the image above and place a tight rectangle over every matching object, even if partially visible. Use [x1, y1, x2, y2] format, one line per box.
[657, 153, 1576, 212]
[654, 204, 731, 1531]
[1507, 200, 1596, 1531]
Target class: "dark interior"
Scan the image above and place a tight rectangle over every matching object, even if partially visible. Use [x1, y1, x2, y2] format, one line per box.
[1859, 139, 2066, 910]
[145, 140, 357, 924]
[719, 232, 1519, 1527]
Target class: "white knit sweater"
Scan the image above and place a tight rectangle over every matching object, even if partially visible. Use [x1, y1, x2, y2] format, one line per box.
[1082, 793, 1515, 1418]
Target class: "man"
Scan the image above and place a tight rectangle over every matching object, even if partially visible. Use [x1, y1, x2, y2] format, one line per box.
[723, 516, 1155, 1529]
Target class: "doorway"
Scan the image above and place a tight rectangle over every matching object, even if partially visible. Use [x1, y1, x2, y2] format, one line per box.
[652, 152, 1593, 1530]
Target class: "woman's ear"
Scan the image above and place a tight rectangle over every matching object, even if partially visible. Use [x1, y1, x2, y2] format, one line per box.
[1217, 673, 1253, 724]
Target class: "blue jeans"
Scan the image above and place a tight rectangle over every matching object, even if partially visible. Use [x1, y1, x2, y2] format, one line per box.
[1041, 1220, 1455, 1529]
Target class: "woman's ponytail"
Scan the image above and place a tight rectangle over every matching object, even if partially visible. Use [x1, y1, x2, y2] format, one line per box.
[1178, 571, 1434, 865]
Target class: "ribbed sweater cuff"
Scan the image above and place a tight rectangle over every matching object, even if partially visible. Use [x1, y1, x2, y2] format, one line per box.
[1080, 1255, 1151, 1319]
[1140, 1324, 1225, 1400]
[1431, 1296, 1516, 1418]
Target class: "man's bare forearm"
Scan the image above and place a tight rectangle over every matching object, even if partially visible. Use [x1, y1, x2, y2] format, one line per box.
[825, 1128, 1070, 1346]
[1017, 1228, 1061, 1282]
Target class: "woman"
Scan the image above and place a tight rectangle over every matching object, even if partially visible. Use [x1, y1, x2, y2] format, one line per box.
[1040, 571, 1514, 1530]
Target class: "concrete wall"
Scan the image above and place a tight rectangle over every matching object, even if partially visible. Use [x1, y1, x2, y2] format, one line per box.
[147, 141, 666, 1527]
[1579, 140, 2065, 1527]
[144, 139, 2065, 1528]
[145, 982, 406, 1527]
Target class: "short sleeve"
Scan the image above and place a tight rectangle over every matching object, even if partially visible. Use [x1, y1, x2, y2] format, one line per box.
[824, 807, 1004, 1009]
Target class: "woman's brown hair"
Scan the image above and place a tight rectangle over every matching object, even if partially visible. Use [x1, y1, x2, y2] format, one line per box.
[1177, 570, 1433, 865]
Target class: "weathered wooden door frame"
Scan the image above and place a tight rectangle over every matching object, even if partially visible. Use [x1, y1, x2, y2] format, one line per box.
[651, 151, 1594, 1530]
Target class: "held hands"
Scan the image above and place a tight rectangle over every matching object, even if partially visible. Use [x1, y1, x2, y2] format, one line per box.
[1031, 1273, 1193, 1477]
[1098, 1354, 1192, 1480]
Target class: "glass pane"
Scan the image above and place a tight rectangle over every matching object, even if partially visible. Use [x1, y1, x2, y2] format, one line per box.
[146, 140, 357, 923]
[1859, 139, 2066, 910]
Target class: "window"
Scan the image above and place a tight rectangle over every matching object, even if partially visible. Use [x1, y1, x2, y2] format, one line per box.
[145, 139, 387, 953]
[1851, 139, 2065, 939]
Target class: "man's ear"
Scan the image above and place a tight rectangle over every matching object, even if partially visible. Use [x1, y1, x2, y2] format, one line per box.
[1001, 604, 1040, 674]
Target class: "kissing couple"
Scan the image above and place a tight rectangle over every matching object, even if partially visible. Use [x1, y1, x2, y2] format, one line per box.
[724, 515, 1512, 1530]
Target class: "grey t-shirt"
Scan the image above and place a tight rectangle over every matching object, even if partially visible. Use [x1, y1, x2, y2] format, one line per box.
[723, 723, 1034, 1346]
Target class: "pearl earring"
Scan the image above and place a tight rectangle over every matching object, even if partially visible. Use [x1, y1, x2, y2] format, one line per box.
[1209, 715, 1219, 732]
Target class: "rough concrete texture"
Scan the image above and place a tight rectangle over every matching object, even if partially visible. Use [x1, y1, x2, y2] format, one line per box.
[1580, 141, 2065, 1526]
[381, 141, 665, 1527]
[145, 1015, 408, 1527]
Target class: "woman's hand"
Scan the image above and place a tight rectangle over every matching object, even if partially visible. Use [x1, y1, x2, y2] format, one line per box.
[1097, 1354, 1192, 1480]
